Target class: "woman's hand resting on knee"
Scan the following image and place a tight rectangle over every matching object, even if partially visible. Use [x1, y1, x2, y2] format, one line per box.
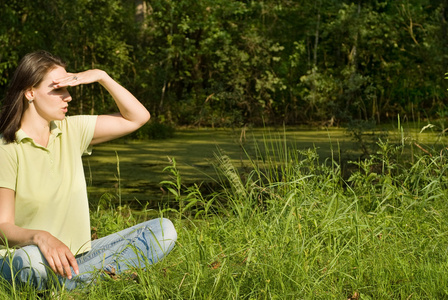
[34, 231, 79, 279]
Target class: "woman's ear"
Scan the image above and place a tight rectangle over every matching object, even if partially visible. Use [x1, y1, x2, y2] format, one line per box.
[24, 88, 34, 102]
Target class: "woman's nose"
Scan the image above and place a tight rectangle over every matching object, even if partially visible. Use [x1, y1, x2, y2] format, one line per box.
[64, 91, 72, 102]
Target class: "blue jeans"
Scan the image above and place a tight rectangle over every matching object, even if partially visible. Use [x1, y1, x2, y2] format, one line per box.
[0, 218, 177, 290]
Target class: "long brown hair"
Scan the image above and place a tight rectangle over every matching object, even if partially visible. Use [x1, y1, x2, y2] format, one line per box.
[0, 51, 66, 143]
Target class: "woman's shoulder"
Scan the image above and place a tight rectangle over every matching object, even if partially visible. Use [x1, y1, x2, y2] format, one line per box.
[54, 115, 98, 131]
[57, 115, 98, 125]
[0, 134, 19, 160]
[0, 134, 17, 148]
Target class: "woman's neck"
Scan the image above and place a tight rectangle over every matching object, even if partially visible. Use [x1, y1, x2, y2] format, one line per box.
[21, 112, 51, 147]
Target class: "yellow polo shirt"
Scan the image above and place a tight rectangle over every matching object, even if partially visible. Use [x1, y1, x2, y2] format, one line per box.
[0, 115, 97, 256]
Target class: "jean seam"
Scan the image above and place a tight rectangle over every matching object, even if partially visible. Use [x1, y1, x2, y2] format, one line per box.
[78, 227, 145, 263]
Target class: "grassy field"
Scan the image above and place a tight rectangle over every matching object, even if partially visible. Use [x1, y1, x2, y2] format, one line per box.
[2, 124, 448, 299]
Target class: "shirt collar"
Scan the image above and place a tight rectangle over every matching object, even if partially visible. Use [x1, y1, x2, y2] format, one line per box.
[50, 121, 62, 137]
[15, 129, 29, 143]
[16, 121, 62, 143]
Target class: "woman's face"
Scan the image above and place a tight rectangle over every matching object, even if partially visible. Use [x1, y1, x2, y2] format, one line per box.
[28, 66, 72, 122]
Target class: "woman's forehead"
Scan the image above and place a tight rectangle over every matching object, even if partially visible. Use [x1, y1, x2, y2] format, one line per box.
[43, 66, 67, 81]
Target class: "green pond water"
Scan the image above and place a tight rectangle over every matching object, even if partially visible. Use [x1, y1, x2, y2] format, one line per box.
[83, 126, 448, 208]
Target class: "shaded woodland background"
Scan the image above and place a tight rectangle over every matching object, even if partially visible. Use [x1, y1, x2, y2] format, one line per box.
[1, 0, 447, 127]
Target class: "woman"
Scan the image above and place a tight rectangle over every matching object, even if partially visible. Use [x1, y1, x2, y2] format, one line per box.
[0, 51, 177, 290]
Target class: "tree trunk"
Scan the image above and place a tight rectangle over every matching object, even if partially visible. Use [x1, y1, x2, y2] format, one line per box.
[135, 0, 146, 24]
[313, 1, 321, 69]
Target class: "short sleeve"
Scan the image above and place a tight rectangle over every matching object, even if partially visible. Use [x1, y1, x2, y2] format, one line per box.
[64, 115, 98, 155]
[0, 147, 18, 191]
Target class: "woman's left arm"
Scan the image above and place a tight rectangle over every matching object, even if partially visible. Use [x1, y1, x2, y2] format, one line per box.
[54, 69, 150, 145]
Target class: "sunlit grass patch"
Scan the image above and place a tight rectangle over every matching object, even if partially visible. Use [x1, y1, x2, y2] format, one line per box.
[3, 125, 448, 299]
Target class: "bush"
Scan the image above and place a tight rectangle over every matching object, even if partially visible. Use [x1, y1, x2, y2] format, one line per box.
[132, 122, 175, 140]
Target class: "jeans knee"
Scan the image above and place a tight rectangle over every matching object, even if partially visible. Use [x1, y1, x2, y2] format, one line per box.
[160, 218, 177, 243]
[141, 218, 177, 255]
[11, 246, 49, 289]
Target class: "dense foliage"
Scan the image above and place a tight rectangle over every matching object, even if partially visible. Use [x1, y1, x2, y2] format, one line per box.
[1, 0, 447, 126]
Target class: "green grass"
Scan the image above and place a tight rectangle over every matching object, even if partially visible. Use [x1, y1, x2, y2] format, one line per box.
[3, 125, 448, 299]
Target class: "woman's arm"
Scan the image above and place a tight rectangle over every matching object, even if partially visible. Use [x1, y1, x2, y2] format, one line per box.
[53, 69, 150, 145]
[0, 188, 79, 279]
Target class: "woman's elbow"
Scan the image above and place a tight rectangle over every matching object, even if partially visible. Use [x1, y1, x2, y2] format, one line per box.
[138, 110, 151, 127]
[132, 110, 150, 131]
[144, 110, 151, 124]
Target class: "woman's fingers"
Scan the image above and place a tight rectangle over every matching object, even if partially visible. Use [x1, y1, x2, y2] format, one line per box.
[54, 255, 67, 278]
[59, 251, 75, 279]
[53, 73, 79, 88]
[46, 254, 65, 278]
[66, 251, 80, 276]
[53, 69, 105, 88]
[44, 250, 72, 278]
[38, 233, 79, 279]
